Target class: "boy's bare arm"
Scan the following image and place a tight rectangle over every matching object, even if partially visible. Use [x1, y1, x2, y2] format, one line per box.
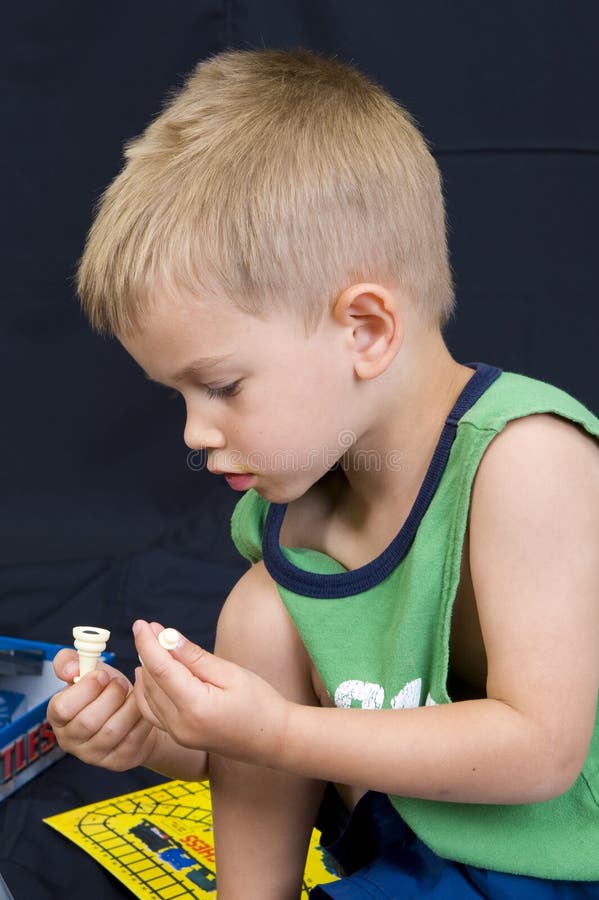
[283, 414, 599, 801]
[134, 414, 599, 804]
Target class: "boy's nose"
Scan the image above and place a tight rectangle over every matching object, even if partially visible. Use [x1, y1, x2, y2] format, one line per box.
[184, 421, 226, 450]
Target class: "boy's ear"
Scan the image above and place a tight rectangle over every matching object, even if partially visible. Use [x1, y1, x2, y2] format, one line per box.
[332, 283, 404, 379]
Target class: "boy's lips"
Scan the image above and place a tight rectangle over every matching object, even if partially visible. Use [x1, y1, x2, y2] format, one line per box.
[208, 467, 256, 491]
[222, 472, 256, 491]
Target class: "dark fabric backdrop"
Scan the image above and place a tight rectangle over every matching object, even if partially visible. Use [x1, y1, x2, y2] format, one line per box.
[1, 3, 597, 897]
[1, 0, 597, 569]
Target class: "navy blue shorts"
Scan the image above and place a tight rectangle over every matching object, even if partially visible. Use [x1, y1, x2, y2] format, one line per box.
[311, 788, 599, 898]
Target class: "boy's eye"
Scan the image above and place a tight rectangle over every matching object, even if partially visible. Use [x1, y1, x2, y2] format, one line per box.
[205, 380, 242, 400]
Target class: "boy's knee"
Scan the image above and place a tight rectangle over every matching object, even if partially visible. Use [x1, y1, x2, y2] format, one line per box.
[216, 562, 316, 704]
[217, 563, 282, 644]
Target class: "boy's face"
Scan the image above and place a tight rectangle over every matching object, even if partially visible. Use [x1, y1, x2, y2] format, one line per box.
[120, 288, 361, 503]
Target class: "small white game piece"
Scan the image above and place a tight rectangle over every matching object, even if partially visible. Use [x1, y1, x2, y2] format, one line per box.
[72, 626, 111, 682]
[158, 628, 179, 651]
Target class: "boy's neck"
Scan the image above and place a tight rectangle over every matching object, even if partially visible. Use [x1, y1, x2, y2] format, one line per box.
[339, 332, 474, 518]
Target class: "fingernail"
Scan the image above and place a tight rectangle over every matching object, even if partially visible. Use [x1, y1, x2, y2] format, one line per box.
[132, 620, 141, 635]
[96, 670, 109, 687]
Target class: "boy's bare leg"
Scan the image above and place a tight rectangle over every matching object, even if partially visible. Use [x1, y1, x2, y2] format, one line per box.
[209, 562, 326, 900]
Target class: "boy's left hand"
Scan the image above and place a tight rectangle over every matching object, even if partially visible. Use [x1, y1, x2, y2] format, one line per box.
[132, 620, 290, 767]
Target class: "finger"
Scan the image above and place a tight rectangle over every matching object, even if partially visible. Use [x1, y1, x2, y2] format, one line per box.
[86, 690, 149, 756]
[133, 620, 170, 671]
[53, 647, 130, 687]
[133, 620, 198, 688]
[49, 671, 128, 738]
[135, 662, 185, 733]
[135, 619, 235, 689]
[134, 620, 224, 721]
[163, 629, 236, 690]
[94, 712, 154, 769]
[136, 621, 165, 666]
[54, 684, 153, 770]
[49, 669, 110, 727]
[53, 648, 80, 682]
[133, 666, 171, 731]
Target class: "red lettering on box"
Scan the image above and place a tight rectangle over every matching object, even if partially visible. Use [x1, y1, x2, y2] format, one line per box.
[0, 744, 14, 784]
[40, 720, 56, 754]
[14, 736, 26, 772]
[28, 725, 41, 762]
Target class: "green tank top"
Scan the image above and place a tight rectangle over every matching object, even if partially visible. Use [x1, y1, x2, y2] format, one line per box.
[231, 363, 599, 879]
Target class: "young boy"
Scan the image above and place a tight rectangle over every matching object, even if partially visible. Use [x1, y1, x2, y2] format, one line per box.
[48, 49, 599, 898]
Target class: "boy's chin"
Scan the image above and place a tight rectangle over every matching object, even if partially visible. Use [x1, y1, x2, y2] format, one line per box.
[253, 474, 320, 505]
[253, 484, 300, 505]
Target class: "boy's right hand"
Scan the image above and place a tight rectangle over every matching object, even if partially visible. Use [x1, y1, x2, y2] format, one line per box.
[48, 649, 158, 772]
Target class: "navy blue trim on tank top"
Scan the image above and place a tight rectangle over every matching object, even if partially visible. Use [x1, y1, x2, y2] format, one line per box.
[262, 362, 502, 599]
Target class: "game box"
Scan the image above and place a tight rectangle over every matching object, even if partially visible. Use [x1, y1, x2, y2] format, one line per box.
[0, 635, 112, 801]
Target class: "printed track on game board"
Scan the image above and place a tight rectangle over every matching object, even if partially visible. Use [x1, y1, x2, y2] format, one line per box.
[46, 780, 337, 898]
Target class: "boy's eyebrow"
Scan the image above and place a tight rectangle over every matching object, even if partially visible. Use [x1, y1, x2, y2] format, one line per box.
[143, 354, 234, 386]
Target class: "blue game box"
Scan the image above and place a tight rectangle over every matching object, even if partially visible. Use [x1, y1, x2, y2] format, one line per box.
[0, 635, 112, 801]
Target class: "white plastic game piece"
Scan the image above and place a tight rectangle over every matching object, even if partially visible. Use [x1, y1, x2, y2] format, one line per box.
[72, 626, 111, 682]
[158, 628, 180, 651]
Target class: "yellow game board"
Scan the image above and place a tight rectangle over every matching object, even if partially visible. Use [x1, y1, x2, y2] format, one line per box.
[45, 779, 338, 898]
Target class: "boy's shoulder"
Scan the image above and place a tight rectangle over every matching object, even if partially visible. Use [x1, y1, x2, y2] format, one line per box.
[464, 366, 598, 470]
[471, 408, 599, 496]
[463, 369, 599, 567]
[459, 369, 598, 436]
[466, 406, 599, 605]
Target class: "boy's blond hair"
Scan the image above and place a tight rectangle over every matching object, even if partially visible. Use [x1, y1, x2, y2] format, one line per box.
[78, 49, 455, 335]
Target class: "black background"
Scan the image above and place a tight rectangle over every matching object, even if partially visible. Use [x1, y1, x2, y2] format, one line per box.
[1, 0, 597, 570]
